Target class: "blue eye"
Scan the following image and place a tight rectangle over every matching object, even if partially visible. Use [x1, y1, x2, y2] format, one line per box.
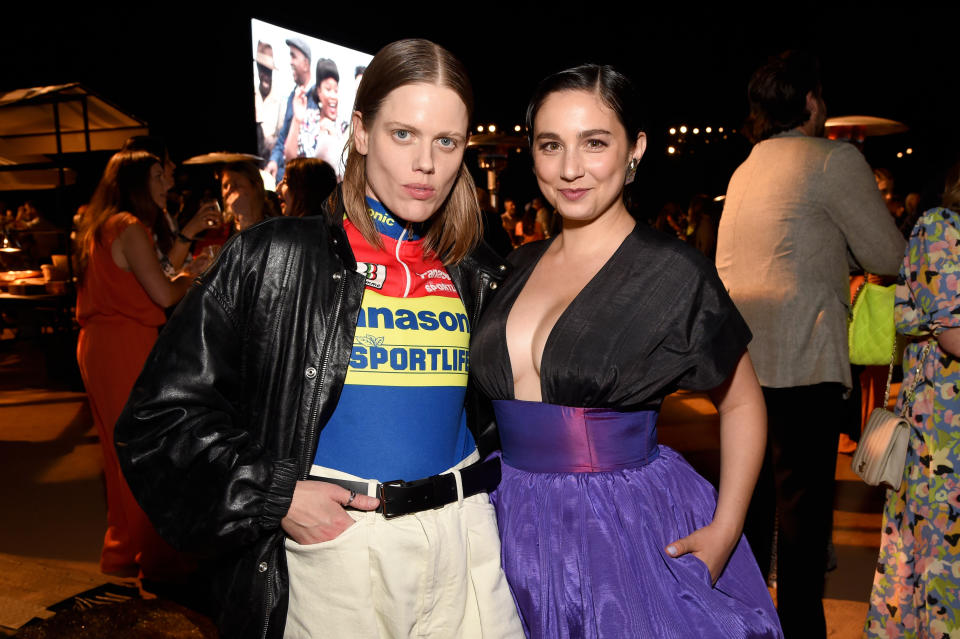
[393, 130, 411, 141]
[437, 137, 455, 148]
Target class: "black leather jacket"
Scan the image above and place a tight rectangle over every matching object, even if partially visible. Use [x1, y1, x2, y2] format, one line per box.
[115, 207, 508, 639]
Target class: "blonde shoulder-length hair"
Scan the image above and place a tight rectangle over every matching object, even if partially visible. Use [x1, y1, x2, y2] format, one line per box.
[334, 38, 481, 264]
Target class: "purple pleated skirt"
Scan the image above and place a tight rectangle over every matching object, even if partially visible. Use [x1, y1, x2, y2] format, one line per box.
[490, 400, 782, 639]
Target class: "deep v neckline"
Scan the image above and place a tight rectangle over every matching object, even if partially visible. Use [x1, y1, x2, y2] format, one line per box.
[503, 227, 635, 401]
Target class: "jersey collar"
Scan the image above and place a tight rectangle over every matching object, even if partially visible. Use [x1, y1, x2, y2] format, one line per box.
[365, 197, 423, 241]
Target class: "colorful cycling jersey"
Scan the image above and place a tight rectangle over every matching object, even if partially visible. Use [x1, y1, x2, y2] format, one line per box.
[311, 198, 475, 480]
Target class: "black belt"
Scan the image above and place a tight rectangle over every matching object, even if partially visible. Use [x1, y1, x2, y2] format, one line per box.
[311, 457, 501, 519]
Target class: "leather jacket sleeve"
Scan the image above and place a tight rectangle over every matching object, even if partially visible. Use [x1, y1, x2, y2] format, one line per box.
[115, 231, 299, 556]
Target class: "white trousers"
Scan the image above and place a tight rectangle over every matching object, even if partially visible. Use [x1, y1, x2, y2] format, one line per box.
[283, 453, 523, 638]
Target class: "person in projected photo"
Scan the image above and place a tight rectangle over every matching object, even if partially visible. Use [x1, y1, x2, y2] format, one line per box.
[285, 58, 346, 178]
[266, 36, 315, 182]
[114, 39, 523, 639]
[255, 41, 285, 162]
[470, 64, 783, 638]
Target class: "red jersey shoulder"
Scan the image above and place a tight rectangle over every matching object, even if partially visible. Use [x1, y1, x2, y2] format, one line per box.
[345, 220, 459, 298]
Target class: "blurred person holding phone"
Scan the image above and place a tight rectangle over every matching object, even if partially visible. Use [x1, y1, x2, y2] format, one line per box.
[121, 136, 220, 277]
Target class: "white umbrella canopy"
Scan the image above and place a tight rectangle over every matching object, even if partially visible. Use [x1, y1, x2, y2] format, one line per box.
[0, 141, 76, 191]
[824, 115, 909, 137]
[0, 83, 148, 155]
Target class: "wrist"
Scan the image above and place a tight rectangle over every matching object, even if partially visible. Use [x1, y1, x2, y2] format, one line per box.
[176, 231, 195, 243]
[708, 517, 742, 543]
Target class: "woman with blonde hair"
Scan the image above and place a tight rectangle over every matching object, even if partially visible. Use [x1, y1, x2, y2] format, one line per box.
[75, 150, 202, 578]
[114, 39, 522, 639]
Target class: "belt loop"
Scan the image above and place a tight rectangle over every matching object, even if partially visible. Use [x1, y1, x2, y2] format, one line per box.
[366, 479, 378, 498]
[452, 468, 464, 506]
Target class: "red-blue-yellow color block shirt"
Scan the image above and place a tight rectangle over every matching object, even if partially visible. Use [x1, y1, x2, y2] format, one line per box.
[311, 198, 475, 480]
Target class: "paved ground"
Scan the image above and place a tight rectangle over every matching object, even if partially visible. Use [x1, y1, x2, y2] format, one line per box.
[0, 337, 888, 637]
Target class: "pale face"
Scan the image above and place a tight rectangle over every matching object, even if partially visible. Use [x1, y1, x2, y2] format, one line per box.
[318, 77, 339, 121]
[148, 163, 166, 209]
[531, 90, 645, 225]
[353, 83, 468, 224]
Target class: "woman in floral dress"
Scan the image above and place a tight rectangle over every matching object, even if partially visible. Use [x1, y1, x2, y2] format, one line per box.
[865, 168, 960, 639]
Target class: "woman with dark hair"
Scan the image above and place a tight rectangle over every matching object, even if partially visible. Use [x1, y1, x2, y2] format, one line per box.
[286, 57, 346, 176]
[114, 39, 522, 639]
[471, 65, 782, 637]
[864, 164, 960, 639]
[120, 136, 221, 276]
[278, 157, 337, 217]
[75, 150, 201, 578]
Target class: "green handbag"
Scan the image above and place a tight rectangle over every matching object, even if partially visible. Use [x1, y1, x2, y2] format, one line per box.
[848, 279, 896, 366]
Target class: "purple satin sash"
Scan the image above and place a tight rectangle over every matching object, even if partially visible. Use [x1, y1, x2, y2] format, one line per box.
[493, 399, 659, 473]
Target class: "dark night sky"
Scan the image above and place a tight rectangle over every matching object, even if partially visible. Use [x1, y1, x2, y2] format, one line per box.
[4, 5, 959, 214]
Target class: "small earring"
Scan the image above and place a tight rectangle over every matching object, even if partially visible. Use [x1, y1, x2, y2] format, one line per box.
[625, 158, 638, 185]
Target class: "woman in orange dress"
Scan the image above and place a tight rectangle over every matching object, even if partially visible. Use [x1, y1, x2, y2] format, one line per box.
[75, 150, 202, 577]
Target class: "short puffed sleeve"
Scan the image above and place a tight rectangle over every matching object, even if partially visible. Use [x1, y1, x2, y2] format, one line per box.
[667, 254, 753, 392]
[895, 207, 960, 337]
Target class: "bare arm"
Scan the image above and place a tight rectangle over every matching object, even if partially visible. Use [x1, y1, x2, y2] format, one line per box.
[164, 203, 222, 271]
[113, 221, 192, 307]
[284, 115, 303, 161]
[284, 88, 308, 161]
[666, 350, 766, 582]
[939, 327, 960, 358]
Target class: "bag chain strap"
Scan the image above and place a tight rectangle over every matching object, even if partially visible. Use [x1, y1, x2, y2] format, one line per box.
[883, 340, 933, 416]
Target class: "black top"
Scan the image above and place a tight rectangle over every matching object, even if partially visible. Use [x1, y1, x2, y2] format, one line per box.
[471, 223, 752, 411]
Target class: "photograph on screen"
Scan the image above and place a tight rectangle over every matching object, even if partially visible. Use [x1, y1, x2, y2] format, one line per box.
[252, 18, 373, 183]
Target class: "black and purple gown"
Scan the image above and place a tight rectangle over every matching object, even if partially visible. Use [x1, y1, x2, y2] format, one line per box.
[471, 224, 783, 639]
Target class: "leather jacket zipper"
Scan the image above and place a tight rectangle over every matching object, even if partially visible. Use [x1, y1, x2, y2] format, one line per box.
[260, 272, 344, 639]
[262, 270, 345, 639]
[472, 272, 486, 331]
[260, 560, 275, 639]
[300, 269, 346, 478]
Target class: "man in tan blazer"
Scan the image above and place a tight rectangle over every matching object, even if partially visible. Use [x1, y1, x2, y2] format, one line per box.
[716, 50, 905, 639]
